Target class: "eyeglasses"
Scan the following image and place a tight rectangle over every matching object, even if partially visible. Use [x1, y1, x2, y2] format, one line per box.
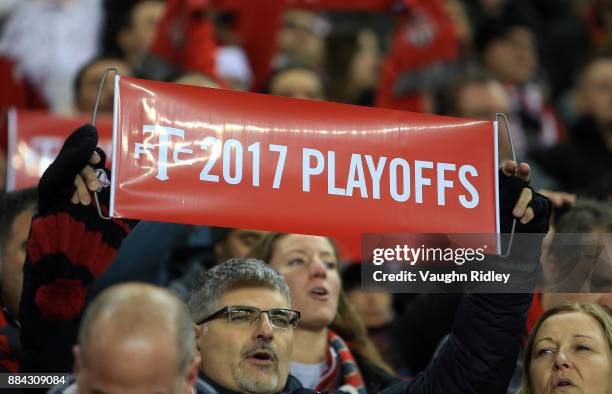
[197, 306, 301, 329]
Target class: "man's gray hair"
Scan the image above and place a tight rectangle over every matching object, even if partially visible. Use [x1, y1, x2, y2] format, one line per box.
[188, 258, 291, 324]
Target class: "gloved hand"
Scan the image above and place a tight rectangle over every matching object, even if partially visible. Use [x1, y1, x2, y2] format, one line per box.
[27, 123, 138, 322]
[498, 160, 550, 235]
[38, 124, 105, 214]
[494, 161, 550, 287]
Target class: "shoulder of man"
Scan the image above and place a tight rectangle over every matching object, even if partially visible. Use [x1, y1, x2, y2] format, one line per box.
[194, 376, 220, 394]
[282, 374, 320, 394]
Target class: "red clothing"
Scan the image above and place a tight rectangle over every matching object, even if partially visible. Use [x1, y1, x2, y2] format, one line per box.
[218, 0, 407, 90]
[0, 57, 48, 111]
[0, 307, 20, 373]
[526, 291, 544, 337]
[375, 0, 458, 112]
[148, 0, 217, 78]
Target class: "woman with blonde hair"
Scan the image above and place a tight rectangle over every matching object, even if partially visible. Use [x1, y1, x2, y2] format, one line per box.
[249, 233, 397, 393]
[519, 302, 612, 394]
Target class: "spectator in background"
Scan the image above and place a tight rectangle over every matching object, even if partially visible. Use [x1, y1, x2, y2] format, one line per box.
[538, 199, 612, 310]
[169, 227, 269, 301]
[532, 56, 612, 200]
[444, 0, 474, 56]
[173, 72, 220, 89]
[443, 72, 512, 153]
[136, 0, 217, 83]
[50, 283, 201, 393]
[266, 64, 327, 101]
[583, 0, 612, 55]
[0, 0, 103, 114]
[74, 57, 132, 114]
[342, 264, 411, 378]
[102, 0, 166, 69]
[375, 0, 459, 113]
[343, 265, 393, 331]
[326, 28, 382, 106]
[0, 187, 37, 372]
[518, 302, 612, 394]
[443, 71, 558, 190]
[476, 9, 564, 158]
[519, 0, 589, 101]
[274, 10, 328, 72]
[468, 0, 589, 100]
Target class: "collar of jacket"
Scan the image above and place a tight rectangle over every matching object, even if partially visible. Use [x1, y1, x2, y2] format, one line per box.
[197, 371, 317, 394]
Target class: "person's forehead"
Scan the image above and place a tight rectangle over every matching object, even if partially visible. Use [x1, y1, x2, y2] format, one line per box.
[274, 69, 321, 87]
[562, 293, 612, 310]
[132, 0, 165, 20]
[585, 60, 612, 83]
[218, 286, 289, 309]
[283, 10, 317, 26]
[230, 229, 269, 238]
[506, 26, 535, 42]
[459, 83, 510, 110]
[537, 312, 605, 340]
[460, 81, 503, 99]
[85, 327, 180, 383]
[276, 235, 334, 255]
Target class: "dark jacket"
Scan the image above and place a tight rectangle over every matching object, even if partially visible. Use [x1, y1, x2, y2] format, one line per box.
[198, 372, 315, 394]
[353, 351, 400, 393]
[381, 292, 533, 394]
[532, 115, 612, 199]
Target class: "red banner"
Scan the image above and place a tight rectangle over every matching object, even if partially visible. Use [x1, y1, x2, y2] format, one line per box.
[110, 76, 500, 256]
[5, 109, 113, 191]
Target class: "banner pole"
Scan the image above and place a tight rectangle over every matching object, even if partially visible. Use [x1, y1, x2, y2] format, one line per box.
[496, 113, 517, 258]
[91, 68, 118, 220]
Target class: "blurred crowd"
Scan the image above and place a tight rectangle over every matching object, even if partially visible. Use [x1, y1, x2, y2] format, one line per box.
[0, 0, 611, 393]
[0, 0, 610, 200]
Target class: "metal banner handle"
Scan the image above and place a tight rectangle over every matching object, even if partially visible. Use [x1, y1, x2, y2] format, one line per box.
[91, 68, 118, 221]
[496, 112, 517, 258]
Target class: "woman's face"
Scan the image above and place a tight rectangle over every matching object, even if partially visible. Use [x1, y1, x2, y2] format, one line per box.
[268, 235, 340, 330]
[529, 311, 612, 394]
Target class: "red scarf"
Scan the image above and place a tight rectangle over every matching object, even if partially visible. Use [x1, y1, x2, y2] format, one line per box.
[315, 330, 366, 394]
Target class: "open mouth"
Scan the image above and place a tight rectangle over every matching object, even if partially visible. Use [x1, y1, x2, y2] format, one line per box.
[310, 287, 329, 300]
[554, 379, 575, 389]
[247, 350, 275, 365]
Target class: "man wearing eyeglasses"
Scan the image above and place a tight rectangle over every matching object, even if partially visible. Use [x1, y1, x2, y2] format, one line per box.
[187, 258, 308, 394]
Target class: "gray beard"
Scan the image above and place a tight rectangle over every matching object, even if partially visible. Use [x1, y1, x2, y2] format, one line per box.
[234, 361, 280, 394]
